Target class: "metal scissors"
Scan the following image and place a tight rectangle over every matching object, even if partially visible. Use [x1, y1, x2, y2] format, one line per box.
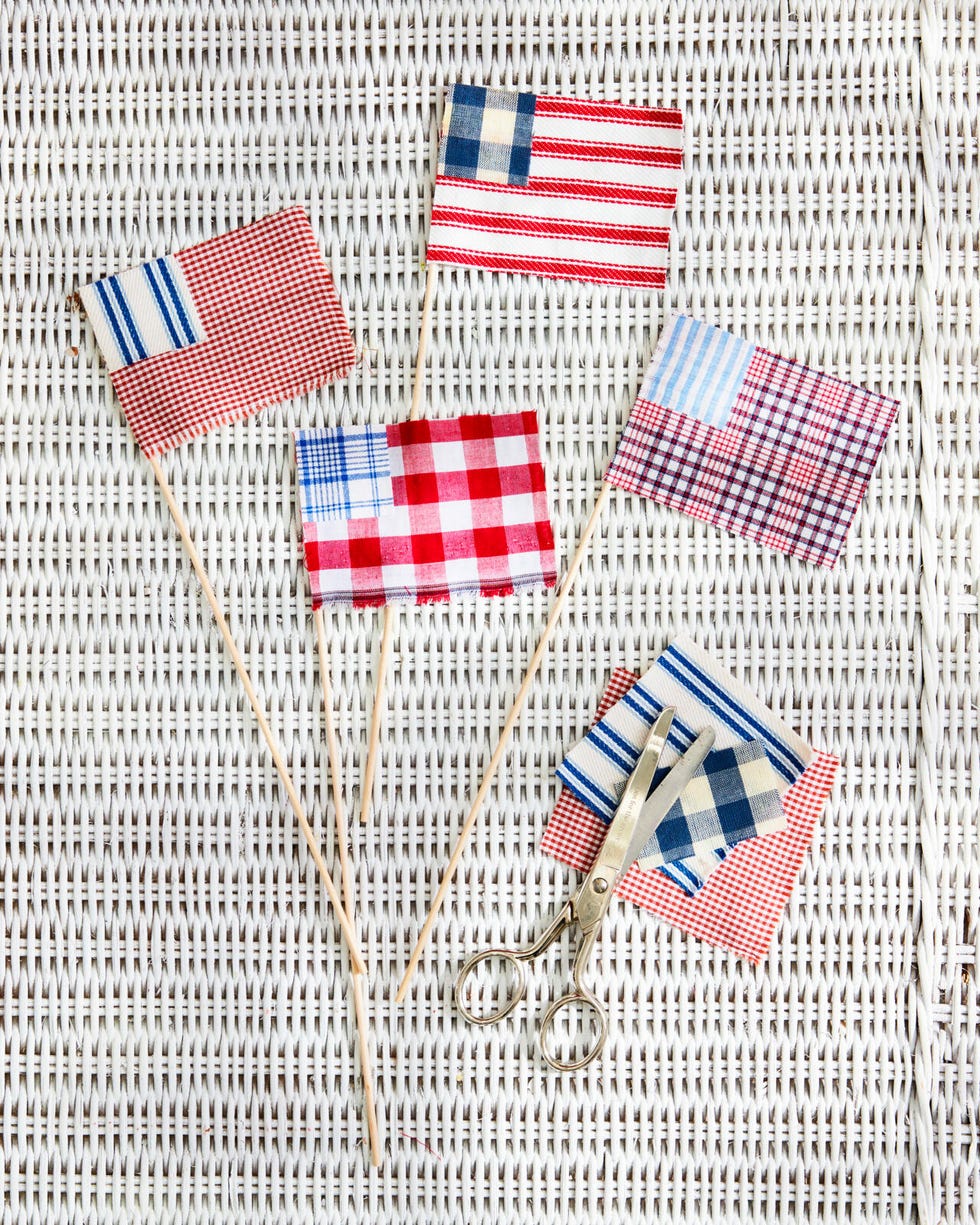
[454, 708, 714, 1071]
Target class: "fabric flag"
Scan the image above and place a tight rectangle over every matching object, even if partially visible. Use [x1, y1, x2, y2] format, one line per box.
[427, 83, 684, 289]
[80, 207, 356, 455]
[297, 411, 557, 608]
[605, 314, 901, 567]
[555, 636, 810, 892]
[542, 666, 840, 964]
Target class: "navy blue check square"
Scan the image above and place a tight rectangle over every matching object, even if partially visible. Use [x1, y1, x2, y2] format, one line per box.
[438, 83, 537, 186]
[638, 740, 785, 868]
[294, 426, 394, 522]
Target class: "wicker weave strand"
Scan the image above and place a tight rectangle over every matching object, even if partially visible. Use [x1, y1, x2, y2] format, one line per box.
[911, 5, 943, 1223]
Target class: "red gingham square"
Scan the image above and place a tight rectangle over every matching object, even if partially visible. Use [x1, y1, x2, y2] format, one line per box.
[302, 410, 557, 608]
[541, 668, 839, 963]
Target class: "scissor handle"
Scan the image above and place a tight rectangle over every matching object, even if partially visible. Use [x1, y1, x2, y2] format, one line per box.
[538, 986, 608, 1072]
[453, 948, 528, 1026]
[537, 921, 607, 1071]
[454, 901, 577, 1028]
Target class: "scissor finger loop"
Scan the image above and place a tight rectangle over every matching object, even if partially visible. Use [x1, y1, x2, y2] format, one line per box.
[538, 987, 608, 1072]
[454, 947, 529, 1025]
[453, 901, 578, 1026]
[454, 711, 717, 1070]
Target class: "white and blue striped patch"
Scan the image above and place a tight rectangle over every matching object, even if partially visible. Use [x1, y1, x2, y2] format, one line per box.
[80, 255, 204, 373]
[557, 636, 812, 892]
[640, 314, 755, 429]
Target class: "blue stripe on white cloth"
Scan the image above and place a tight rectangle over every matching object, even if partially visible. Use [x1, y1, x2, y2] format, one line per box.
[295, 426, 395, 523]
[155, 256, 198, 345]
[93, 278, 135, 366]
[80, 254, 204, 374]
[618, 691, 699, 756]
[658, 645, 807, 783]
[558, 758, 616, 815]
[143, 259, 184, 347]
[106, 275, 148, 361]
[556, 636, 812, 892]
[640, 314, 755, 429]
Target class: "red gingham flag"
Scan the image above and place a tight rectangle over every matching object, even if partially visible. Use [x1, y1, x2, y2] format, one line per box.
[80, 207, 356, 455]
[427, 83, 684, 289]
[297, 411, 557, 609]
[605, 314, 901, 567]
[541, 668, 839, 964]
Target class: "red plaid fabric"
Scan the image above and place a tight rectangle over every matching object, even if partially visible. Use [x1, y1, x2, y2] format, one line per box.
[88, 208, 355, 455]
[541, 669, 840, 963]
[606, 331, 900, 568]
[302, 411, 557, 608]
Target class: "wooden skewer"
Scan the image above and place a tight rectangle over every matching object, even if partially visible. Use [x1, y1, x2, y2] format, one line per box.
[358, 262, 438, 824]
[313, 606, 381, 1167]
[394, 483, 612, 1002]
[147, 454, 366, 975]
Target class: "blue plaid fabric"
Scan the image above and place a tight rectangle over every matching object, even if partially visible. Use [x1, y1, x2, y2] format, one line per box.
[637, 740, 784, 871]
[438, 83, 537, 186]
[294, 426, 394, 522]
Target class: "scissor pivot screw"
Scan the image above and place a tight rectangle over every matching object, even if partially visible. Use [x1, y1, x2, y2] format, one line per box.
[592, 879, 609, 894]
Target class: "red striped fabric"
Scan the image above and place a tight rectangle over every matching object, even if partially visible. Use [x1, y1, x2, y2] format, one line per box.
[532, 96, 684, 127]
[541, 669, 840, 964]
[449, 178, 678, 206]
[429, 207, 671, 247]
[530, 137, 683, 167]
[428, 87, 684, 290]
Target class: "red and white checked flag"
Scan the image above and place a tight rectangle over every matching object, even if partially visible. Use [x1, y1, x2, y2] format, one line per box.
[427, 83, 684, 289]
[297, 411, 557, 608]
[80, 207, 356, 455]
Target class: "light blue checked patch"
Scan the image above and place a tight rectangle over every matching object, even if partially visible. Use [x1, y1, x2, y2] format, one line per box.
[79, 255, 204, 374]
[640, 314, 756, 429]
[294, 426, 394, 522]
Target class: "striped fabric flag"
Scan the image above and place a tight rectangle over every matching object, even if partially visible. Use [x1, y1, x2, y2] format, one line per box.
[542, 667, 839, 964]
[427, 83, 684, 289]
[606, 314, 901, 567]
[296, 411, 557, 608]
[555, 637, 810, 893]
[80, 207, 356, 455]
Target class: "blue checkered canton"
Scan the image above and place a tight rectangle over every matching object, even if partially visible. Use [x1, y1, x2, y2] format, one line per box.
[294, 426, 394, 522]
[637, 739, 786, 875]
[438, 83, 537, 186]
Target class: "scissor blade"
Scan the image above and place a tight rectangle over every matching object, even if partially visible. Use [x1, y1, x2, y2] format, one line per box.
[585, 708, 675, 882]
[622, 728, 716, 870]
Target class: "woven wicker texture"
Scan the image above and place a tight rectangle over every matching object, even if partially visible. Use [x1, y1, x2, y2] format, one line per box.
[1, 2, 975, 1222]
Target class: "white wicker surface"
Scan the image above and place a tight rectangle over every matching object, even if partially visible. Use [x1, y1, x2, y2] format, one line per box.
[1, 3, 976, 1222]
